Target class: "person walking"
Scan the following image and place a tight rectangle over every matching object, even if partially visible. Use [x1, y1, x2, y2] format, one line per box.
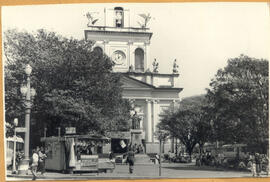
[38, 147, 47, 175]
[255, 153, 261, 177]
[248, 153, 256, 177]
[31, 149, 39, 180]
[126, 147, 135, 174]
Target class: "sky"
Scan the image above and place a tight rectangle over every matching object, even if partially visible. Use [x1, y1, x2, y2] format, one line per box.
[2, 2, 270, 98]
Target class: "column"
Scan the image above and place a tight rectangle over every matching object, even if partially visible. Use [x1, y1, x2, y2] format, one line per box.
[103, 40, 109, 55]
[146, 99, 152, 142]
[171, 100, 176, 152]
[152, 100, 159, 139]
[129, 43, 135, 69]
[144, 41, 150, 70]
[128, 41, 133, 69]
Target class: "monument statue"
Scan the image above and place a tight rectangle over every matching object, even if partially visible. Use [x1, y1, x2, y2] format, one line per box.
[130, 110, 141, 129]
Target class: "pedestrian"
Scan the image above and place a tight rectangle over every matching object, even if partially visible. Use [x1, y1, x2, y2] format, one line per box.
[38, 147, 47, 175]
[248, 153, 256, 177]
[255, 153, 261, 177]
[126, 148, 135, 174]
[109, 151, 115, 168]
[31, 149, 39, 180]
[169, 150, 175, 163]
[263, 154, 269, 176]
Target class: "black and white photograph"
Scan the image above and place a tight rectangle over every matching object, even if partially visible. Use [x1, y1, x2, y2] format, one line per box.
[2, 2, 269, 181]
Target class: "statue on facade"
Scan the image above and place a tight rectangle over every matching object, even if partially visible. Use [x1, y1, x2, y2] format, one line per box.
[152, 58, 159, 73]
[137, 13, 151, 28]
[115, 10, 123, 27]
[85, 12, 99, 26]
[172, 59, 179, 74]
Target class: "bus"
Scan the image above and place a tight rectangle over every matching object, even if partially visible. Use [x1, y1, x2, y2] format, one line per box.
[221, 144, 248, 159]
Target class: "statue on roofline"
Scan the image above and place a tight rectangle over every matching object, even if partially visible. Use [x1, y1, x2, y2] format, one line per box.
[85, 12, 99, 26]
[173, 59, 179, 74]
[152, 58, 159, 73]
[137, 13, 151, 28]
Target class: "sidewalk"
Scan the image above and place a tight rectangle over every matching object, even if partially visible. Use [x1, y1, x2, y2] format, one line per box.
[6, 163, 267, 181]
[6, 170, 99, 180]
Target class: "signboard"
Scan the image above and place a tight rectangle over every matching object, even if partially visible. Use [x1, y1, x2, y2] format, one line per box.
[75, 155, 98, 171]
[106, 131, 131, 139]
[65, 127, 76, 134]
[120, 140, 126, 148]
[15, 127, 26, 132]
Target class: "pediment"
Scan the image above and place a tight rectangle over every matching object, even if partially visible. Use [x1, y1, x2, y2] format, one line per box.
[121, 75, 154, 90]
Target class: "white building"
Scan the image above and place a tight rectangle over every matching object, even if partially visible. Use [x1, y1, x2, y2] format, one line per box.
[84, 7, 183, 153]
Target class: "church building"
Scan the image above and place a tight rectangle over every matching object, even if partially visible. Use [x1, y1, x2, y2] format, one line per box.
[84, 7, 183, 153]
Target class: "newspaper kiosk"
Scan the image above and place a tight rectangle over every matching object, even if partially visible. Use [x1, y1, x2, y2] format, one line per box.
[41, 135, 114, 173]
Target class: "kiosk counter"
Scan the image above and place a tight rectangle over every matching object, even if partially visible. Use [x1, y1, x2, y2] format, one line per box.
[41, 135, 114, 173]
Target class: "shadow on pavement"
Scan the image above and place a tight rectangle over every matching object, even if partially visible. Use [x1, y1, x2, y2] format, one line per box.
[162, 165, 244, 172]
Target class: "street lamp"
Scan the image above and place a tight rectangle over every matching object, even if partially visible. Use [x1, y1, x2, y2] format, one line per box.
[12, 118, 18, 174]
[154, 129, 169, 176]
[19, 64, 36, 174]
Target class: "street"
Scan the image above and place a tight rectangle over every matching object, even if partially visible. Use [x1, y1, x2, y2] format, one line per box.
[6, 162, 259, 181]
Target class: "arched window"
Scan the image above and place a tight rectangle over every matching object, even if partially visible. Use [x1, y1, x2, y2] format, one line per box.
[135, 48, 144, 72]
[93, 47, 103, 55]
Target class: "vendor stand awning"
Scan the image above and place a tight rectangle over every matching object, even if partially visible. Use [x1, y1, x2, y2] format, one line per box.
[6, 136, 24, 143]
[106, 131, 131, 140]
[41, 134, 111, 142]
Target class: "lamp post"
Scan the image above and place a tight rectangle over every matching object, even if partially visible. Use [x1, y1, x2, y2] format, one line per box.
[12, 118, 18, 174]
[19, 64, 36, 174]
[154, 129, 169, 176]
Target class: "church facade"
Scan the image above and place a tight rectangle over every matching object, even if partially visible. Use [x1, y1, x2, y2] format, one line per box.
[84, 7, 183, 153]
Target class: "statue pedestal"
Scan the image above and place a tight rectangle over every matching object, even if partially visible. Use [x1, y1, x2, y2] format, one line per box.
[130, 129, 145, 153]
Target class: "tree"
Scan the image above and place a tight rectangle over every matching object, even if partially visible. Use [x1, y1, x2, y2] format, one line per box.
[206, 55, 268, 153]
[157, 95, 211, 158]
[4, 29, 132, 146]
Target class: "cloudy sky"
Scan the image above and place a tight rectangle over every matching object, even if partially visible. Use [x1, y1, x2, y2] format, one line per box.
[2, 2, 270, 98]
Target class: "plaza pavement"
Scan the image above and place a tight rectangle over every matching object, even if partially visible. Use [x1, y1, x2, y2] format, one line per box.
[6, 162, 267, 181]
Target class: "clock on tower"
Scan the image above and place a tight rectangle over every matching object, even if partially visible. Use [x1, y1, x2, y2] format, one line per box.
[112, 50, 126, 65]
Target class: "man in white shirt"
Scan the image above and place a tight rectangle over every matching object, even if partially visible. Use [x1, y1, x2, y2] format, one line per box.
[31, 149, 39, 180]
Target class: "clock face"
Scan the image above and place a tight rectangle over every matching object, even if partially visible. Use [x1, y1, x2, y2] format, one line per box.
[112, 50, 126, 65]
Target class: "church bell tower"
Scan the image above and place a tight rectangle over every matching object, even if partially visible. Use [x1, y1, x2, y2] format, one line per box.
[84, 7, 182, 154]
[84, 7, 153, 73]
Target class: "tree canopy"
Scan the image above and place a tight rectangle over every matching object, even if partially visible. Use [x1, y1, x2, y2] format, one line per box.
[158, 55, 269, 155]
[4, 29, 131, 146]
[157, 95, 211, 156]
[206, 55, 268, 153]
